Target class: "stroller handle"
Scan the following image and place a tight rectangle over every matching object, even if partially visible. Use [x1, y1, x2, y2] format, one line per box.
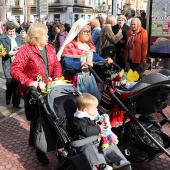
[88, 65, 104, 85]
[28, 86, 39, 99]
[93, 60, 122, 71]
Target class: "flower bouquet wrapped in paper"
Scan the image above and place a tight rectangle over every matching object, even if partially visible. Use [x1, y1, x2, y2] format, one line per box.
[106, 69, 139, 88]
[37, 75, 70, 96]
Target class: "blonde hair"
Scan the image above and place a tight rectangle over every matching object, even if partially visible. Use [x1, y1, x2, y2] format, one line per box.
[91, 18, 100, 27]
[26, 23, 48, 45]
[106, 15, 116, 25]
[76, 93, 98, 111]
[117, 15, 127, 22]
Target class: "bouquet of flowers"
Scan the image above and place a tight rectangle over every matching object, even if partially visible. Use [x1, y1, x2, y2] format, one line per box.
[37, 75, 70, 96]
[105, 69, 139, 88]
[0, 44, 6, 57]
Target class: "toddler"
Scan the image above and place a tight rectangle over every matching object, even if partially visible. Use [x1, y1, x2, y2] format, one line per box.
[73, 93, 131, 170]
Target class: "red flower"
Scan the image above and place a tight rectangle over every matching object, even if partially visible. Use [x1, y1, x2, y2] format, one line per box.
[44, 77, 52, 85]
[113, 74, 121, 81]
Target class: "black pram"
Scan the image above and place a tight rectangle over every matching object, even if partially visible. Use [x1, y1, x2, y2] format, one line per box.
[28, 67, 170, 168]
[89, 64, 170, 163]
[28, 84, 101, 170]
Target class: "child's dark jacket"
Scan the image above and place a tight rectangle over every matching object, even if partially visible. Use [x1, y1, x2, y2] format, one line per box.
[73, 117, 101, 140]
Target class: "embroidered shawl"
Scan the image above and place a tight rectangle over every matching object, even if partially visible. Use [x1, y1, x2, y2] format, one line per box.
[61, 40, 96, 58]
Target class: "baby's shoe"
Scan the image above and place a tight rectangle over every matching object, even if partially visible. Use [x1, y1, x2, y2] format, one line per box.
[103, 165, 113, 170]
[112, 160, 131, 169]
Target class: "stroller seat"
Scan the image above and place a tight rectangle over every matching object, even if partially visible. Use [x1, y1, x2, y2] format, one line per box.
[37, 84, 99, 170]
[110, 73, 170, 114]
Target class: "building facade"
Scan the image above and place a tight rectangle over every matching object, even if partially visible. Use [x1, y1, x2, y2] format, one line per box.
[2, 0, 148, 25]
[4, 0, 95, 25]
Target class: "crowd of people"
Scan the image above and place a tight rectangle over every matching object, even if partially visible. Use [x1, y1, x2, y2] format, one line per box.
[0, 10, 149, 169]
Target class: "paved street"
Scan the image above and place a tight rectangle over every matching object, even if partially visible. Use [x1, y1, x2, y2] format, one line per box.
[0, 57, 24, 120]
[0, 59, 170, 169]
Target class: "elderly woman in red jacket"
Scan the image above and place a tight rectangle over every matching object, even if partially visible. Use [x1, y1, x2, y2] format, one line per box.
[124, 17, 148, 71]
[10, 23, 62, 165]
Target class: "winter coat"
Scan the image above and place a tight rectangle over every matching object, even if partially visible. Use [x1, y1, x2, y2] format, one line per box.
[10, 43, 62, 99]
[124, 27, 148, 64]
[73, 116, 101, 140]
[91, 26, 101, 53]
[56, 31, 68, 53]
[100, 24, 123, 52]
[112, 24, 130, 56]
[0, 32, 22, 79]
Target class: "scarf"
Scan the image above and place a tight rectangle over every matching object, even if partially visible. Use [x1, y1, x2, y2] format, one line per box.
[127, 29, 139, 49]
[7, 34, 17, 62]
[61, 40, 95, 58]
[74, 109, 98, 121]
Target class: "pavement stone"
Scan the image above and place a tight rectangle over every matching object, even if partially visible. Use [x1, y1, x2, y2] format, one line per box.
[0, 66, 170, 169]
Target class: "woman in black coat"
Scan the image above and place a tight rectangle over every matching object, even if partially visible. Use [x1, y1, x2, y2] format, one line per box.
[0, 22, 22, 108]
[112, 15, 130, 69]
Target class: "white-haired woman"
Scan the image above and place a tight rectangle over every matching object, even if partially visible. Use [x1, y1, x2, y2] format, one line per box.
[124, 18, 148, 71]
[112, 15, 130, 69]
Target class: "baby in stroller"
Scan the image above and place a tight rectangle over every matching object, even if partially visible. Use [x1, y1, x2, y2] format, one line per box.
[72, 93, 131, 170]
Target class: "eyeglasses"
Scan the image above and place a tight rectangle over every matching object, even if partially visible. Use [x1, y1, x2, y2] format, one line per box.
[81, 30, 91, 35]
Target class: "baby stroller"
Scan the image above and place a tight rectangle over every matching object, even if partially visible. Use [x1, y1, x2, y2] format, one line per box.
[28, 84, 99, 170]
[89, 62, 170, 163]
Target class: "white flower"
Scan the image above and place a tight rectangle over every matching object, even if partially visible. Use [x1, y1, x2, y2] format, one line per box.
[111, 73, 118, 79]
[120, 79, 127, 85]
[39, 82, 46, 91]
[119, 72, 123, 77]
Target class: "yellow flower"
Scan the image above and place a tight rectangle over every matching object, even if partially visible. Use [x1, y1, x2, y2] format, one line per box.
[0, 44, 6, 57]
[38, 76, 70, 97]
[127, 69, 139, 82]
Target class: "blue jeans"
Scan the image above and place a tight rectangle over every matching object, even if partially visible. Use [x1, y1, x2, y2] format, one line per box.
[77, 73, 101, 101]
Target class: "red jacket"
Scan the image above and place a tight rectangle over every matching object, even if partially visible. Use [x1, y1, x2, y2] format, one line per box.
[124, 27, 148, 63]
[10, 43, 62, 99]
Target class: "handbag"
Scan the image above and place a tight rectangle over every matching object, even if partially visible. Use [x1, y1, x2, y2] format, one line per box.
[101, 46, 117, 58]
[24, 87, 38, 121]
[34, 116, 48, 153]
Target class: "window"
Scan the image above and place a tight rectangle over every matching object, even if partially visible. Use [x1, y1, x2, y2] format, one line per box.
[81, 15, 85, 19]
[48, 0, 60, 3]
[75, 14, 79, 22]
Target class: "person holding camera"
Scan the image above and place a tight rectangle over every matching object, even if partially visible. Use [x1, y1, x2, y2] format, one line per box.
[0, 21, 22, 108]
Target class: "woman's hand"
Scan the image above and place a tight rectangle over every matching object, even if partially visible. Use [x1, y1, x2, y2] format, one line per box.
[98, 124, 106, 133]
[58, 148, 64, 153]
[9, 50, 18, 56]
[29, 81, 39, 88]
[105, 58, 113, 64]
[81, 61, 93, 67]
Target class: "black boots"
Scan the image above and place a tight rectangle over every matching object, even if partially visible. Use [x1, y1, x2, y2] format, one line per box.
[36, 149, 49, 165]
